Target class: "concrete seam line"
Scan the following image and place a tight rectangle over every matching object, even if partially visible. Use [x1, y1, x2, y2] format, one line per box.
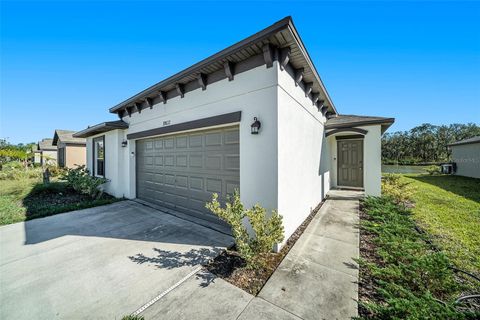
[131, 266, 202, 316]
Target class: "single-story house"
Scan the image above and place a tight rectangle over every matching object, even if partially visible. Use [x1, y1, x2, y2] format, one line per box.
[52, 130, 87, 168]
[33, 138, 57, 166]
[448, 136, 480, 179]
[74, 16, 394, 245]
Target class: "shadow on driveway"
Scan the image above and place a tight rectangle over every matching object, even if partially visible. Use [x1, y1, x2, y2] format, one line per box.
[129, 247, 221, 287]
[21, 200, 231, 246]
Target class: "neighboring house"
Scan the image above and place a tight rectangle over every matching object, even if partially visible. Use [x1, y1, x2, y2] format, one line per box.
[74, 17, 394, 246]
[52, 130, 87, 168]
[33, 138, 58, 166]
[448, 136, 480, 179]
[33, 145, 41, 164]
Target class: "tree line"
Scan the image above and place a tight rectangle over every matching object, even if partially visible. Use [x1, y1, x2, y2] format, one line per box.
[382, 123, 480, 164]
[0, 139, 35, 165]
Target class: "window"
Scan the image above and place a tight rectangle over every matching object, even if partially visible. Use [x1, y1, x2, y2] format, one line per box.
[93, 136, 105, 177]
[58, 147, 66, 168]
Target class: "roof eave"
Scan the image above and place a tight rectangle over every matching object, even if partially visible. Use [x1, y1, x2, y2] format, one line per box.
[108, 16, 337, 115]
[285, 19, 337, 114]
[325, 118, 395, 130]
[448, 140, 480, 147]
[109, 17, 293, 114]
[74, 121, 129, 138]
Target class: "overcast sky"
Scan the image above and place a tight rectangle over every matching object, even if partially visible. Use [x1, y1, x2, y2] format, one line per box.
[1, 0, 479, 144]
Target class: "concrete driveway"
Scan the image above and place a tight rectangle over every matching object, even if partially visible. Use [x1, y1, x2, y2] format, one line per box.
[0, 201, 233, 320]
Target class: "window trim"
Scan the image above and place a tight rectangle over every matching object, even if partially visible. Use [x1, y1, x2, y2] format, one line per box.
[92, 135, 105, 177]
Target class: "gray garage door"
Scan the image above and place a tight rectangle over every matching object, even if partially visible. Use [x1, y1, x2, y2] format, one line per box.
[136, 126, 240, 224]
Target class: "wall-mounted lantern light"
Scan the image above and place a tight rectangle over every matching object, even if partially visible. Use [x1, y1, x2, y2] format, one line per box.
[121, 140, 128, 147]
[251, 117, 261, 134]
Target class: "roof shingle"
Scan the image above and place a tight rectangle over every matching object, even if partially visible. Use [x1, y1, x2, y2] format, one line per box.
[53, 130, 86, 146]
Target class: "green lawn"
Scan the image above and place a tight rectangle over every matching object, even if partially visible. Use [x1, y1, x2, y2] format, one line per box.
[402, 174, 480, 275]
[0, 178, 119, 226]
[0, 178, 38, 225]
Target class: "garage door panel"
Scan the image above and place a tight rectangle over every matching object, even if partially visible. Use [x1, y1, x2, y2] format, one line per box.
[164, 138, 174, 149]
[224, 129, 240, 144]
[205, 132, 222, 146]
[175, 175, 189, 189]
[226, 180, 240, 196]
[205, 155, 222, 170]
[136, 126, 239, 225]
[176, 155, 188, 167]
[205, 178, 223, 194]
[189, 134, 203, 147]
[225, 155, 240, 171]
[189, 176, 204, 191]
[154, 156, 163, 166]
[189, 154, 203, 168]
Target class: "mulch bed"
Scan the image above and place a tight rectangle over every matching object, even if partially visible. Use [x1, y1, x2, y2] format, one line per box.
[21, 182, 117, 219]
[25, 189, 91, 207]
[203, 201, 325, 295]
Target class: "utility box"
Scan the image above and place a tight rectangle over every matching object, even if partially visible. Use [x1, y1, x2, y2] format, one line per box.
[440, 163, 456, 174]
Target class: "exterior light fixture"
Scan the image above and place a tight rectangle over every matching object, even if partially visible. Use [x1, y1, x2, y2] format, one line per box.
[251, 117, 261, 134]
[121, 140, 128, 147]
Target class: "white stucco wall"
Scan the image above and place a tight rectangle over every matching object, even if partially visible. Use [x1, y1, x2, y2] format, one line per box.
[276, 64, 329, 243]
[87, 63, 279, 212]
[451, 143, 480, 179]
[86, 129, 129, 198]
[328, 124, 382, 196]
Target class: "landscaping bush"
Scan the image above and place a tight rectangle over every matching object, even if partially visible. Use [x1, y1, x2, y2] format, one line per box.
[425, 165, 441, 175]
[358, 196, 478, 319]
[381, 173, 412, 205]
[62, 165, 107, 199]
[45, 165, 65, 177]
[206, 190, 284, 268]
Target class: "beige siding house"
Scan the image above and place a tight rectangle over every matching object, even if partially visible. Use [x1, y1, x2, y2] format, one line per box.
[449, 136, 480, 179]
[52, 130, 87, 168]
[33, 138, 58, 166]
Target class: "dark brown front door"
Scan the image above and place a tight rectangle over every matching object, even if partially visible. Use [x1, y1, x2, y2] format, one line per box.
[337, 139, 363, 188]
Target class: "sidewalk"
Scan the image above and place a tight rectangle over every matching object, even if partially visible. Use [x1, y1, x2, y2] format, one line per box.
[140, 189, 362, 320]
[255, 189, 362, 319]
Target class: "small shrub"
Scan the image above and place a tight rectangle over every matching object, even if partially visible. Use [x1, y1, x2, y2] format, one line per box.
[425, 165, 441, 175]
[45, 165, 65, 177]
[206, 190, 284, 268]
[382, 173, 412, 204]
[62, 165, 107, 199]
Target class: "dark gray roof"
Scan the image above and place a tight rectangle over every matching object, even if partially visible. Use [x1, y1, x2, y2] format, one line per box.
[448, 136, 480, 147]
[52, 130, 86, 145]
[325, 114, 395, 129]
[109, 16, 337, 117]
[73, 120, 129, 138]
[37, 138, 57, 151]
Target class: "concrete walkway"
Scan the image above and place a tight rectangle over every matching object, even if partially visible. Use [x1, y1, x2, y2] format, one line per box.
[255, 189, 362, 320]
[140, 189, 362, 320]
